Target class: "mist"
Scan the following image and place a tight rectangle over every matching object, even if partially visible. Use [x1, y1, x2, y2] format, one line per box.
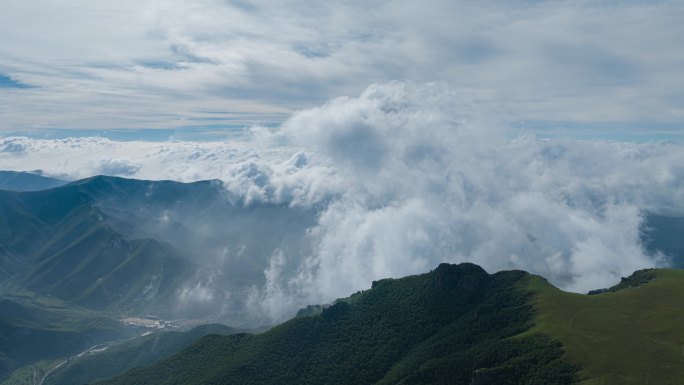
[2, 82, 683, 323]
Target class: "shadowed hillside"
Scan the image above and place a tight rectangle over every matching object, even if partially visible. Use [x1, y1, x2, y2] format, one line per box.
[0, 175, 317, 320]
[0, 181, 198, 316]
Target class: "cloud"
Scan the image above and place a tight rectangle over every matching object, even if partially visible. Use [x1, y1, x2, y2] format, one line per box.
[258, 83, 683, 315]
[96, 158, 141, 176]
[175, 270, 234, 318]
[0, 138, 27, 154]
[2, 82, 683, 323]
[246, 249, 300, 323]
[0, 1, 682, 136]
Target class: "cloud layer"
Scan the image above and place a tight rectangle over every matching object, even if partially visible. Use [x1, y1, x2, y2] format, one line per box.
[1, 1, 683, 138]
[2, 82, 684, 322]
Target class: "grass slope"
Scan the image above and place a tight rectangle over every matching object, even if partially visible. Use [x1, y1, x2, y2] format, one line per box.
[527, 269, 684, 385]
[98, 263, 578, 385]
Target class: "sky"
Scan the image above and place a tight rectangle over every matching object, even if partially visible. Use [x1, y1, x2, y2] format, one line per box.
[0, 0, 683, 141]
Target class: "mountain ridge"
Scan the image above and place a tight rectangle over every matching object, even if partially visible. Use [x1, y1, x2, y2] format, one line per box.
[0, 171, 68, 192]
[97, 263, 579, 385]
[0, 183, 198, 317]
[95, 263, 684, 385]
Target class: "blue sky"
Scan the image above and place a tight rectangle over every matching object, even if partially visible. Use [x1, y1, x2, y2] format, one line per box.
[0, 74, 31, 89]
[1, 0, 683, 141]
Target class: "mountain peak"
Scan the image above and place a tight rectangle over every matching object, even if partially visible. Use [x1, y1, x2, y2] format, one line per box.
[433, 261, 487, 281]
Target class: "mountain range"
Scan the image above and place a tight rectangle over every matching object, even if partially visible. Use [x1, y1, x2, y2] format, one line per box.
[0, 171, 68, 192]
[1, 171, 683, 384]
[0, 173, 317, 321]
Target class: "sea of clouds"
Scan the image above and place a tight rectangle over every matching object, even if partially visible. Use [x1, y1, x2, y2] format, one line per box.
[2, 82, 683, 322]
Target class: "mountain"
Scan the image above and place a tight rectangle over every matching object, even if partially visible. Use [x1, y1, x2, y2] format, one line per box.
[2, 175, 683, 384]
[0, 174, 317, 381]
[97, 263, 684, 385]
[98, 263, 579, 385]
[0, 175, 317, 320]
[0, 180, 198, 316]
[0, 171, 68, 192]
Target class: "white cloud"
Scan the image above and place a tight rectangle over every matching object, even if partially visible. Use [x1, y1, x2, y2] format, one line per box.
[96, 158, 141, 176]
[2, 82, 683, 323]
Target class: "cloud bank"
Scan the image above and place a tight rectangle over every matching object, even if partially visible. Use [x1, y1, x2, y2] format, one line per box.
[2, 82, 684, 322]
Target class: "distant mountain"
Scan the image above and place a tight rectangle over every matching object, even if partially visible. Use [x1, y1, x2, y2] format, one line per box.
[0, 180, 198, 316]
[0, 173, 318, 382]
[0, 175, 317, 321]
[0, 171, 67, 192]
[98, 263, 579, 385]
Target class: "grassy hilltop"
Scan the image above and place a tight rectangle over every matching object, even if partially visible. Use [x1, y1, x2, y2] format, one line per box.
[527, 269, 684, 384]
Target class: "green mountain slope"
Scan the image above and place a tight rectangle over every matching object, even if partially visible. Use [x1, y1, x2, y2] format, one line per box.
[528, 268, 684, 384]
[98, 263, 579, 385]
